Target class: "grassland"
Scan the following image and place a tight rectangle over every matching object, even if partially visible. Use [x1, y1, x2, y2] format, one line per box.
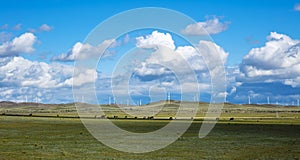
[0, 101, 300, 159]
[1, 101, 299, 120]
[0, 116, 299, 159]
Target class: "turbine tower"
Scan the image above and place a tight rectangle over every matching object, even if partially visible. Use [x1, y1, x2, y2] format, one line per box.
[168, 92, 171, 104]
[248, 96, 251, 105]
[194, 94, 198, 102]
[267, 96, 270, 105]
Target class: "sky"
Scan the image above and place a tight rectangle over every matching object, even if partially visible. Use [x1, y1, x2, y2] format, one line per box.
[1, 0, 300, 105]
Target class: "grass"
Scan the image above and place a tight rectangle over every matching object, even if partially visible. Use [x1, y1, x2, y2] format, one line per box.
[0, 116, 299, 159]
[1, 101, 299, 159]
[2, 101, 299, 120]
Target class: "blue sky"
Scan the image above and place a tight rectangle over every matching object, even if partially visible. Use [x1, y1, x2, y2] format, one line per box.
[1, 1, 300, 105]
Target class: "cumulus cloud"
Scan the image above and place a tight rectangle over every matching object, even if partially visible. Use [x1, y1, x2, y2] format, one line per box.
[38, 24, 53, 32]
[136, 31, 175, 50]
[182, 17, 229, 36]
[130, 31, 228, 96]
[239, 32, 300, 87]
[135, 31, 228, 78]
[294, 4, 300, 11]
[52, 39, 116, 61]
[0, 32, 37, 57]
[0, 56, 97, 88]
[0, 55, 98, 103]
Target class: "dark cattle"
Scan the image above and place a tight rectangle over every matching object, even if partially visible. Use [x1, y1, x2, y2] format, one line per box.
[148, 116, 154, 119]
[229, 117, 234, 121]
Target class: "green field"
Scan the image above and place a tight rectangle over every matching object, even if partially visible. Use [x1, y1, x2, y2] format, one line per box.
[0, 116, 300, 160]
[1, 101, 300, 159]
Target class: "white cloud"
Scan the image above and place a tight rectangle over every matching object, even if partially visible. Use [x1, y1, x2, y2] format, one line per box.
[0, 56, 96, 89]
[294, 4, 300, 11]
[0, 56, 98, 103]
[136, 31, 175, 50]
[182, 17, 229, 36]
[52, 39, 116, 61]
[132, 31, 228, 94]
[239, 32, 300, 87]
[135, 31, 228, 75]
[66, 68, 97, 87]
[0, 32, 37, 56]
[39, 24, 53, 32]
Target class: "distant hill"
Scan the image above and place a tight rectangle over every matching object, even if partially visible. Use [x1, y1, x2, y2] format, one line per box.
[0, 101, 299, 118]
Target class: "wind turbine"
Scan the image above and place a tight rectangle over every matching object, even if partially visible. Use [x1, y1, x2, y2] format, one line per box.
[248, 96, 251, 105]
[267, 96, 270, 105]
[194, 93, 198, 102]
[168, 92, 171, 104]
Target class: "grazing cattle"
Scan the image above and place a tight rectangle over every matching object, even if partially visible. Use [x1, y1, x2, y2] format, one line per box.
[148, 116, 154, 119]
[229, 117, 234, 121]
